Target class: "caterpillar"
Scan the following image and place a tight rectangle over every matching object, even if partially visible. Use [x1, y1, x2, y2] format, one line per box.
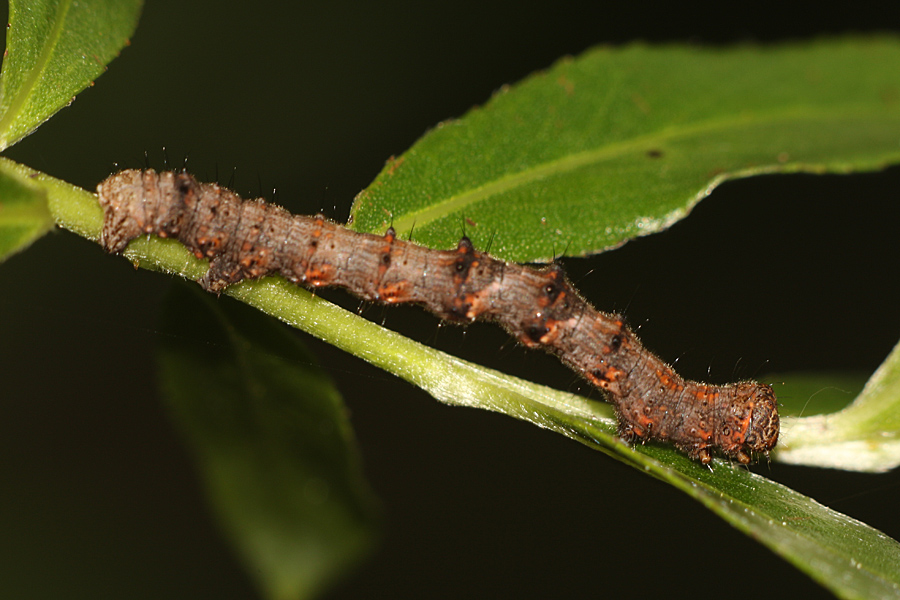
[96, 169, 779, 464]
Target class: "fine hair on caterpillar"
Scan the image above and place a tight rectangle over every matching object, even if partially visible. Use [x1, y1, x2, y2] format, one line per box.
[96, 168, 780, 465]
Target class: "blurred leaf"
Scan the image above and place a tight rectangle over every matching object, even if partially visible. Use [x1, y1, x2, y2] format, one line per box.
[0, 0, 142, 150]
[774, 372, 867, 418]
[351, 37, 900, 262]
[0, 156, 104, 242]
[778, 340, 900, 472]
[0, 164, 51, 261]
[158, 283, 377, 600]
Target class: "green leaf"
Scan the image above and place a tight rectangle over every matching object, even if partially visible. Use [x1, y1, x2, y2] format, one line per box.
[350, 37, 900, 262]
[608, 444, 900, 600]
[778, 340, 900, 472]
[0, 0, 143, 150]
[157, 282, 377, 600]
[774, 372, 867, 418]
[223, 277, 900, 600]
[0, 164, 52, 261]
[0, 155, 102, 236]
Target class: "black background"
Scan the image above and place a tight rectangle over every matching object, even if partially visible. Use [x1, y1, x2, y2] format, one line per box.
[1, 1, 900, 598]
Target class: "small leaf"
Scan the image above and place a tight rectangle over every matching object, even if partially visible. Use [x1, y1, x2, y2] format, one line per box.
[0, 155, 103, 239]
[774, 372, 867, 418]
[778, 340, 900, 472]
[0, 0, 143, 150]
[0, 165, 51, 261]
[157, 283, 377, 600]
[350, 37, 900, 262]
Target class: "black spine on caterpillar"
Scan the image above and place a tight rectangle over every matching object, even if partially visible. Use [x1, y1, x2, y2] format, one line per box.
[96, 169, 779, 464]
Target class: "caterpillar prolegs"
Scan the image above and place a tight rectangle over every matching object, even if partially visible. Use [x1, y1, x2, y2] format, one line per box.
[96, 169, 780, 464]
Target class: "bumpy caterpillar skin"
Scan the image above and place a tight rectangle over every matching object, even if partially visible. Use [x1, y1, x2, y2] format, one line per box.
[97, 169, 779, 464]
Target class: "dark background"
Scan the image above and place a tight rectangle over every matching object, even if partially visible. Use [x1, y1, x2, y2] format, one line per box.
[1, 1, 899, 598]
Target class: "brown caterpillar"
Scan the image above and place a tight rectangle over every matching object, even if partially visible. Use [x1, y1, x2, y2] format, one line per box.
[96, 169, 779, 464]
